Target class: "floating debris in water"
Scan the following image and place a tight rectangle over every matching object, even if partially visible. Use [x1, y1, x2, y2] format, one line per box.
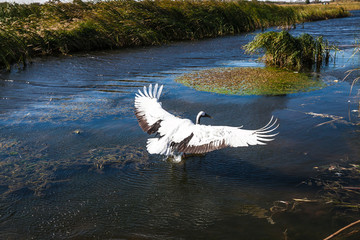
[72, 129, 82, 134]
[274, 160, 360, 214]
[84, 145, 149, 170]
[233, 204, 275, 225]
[287, 109, 358, 127]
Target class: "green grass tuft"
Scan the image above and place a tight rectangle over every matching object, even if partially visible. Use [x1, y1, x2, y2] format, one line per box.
[244, 31, 336, 71]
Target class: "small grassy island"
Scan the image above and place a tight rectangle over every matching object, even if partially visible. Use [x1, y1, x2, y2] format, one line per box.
[176, 67, 325, 96]
[176, 31, 334, 96]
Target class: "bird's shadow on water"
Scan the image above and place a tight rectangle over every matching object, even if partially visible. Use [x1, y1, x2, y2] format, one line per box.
[133, 91, 297, 193]
[154, 93, 294, 187]
[166, 150, 310, 196]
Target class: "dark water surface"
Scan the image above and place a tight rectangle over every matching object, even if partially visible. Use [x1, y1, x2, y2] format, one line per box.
[0, 11, 359, 240]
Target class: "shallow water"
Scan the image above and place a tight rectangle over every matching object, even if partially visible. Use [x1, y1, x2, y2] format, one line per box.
[0, 11, 359, 240]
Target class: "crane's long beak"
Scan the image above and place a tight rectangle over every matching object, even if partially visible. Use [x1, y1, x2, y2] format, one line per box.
[204, 113, 212, 119]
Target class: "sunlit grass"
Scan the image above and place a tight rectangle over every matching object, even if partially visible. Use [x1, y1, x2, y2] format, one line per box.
[319, 2, 360, 11]
[0, 0, 351, 70]
[244, 31, 336, 71]
[176, 67, 325, 96]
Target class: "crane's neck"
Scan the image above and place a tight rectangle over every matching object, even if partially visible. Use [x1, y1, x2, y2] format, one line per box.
[196, 111, 203, 125]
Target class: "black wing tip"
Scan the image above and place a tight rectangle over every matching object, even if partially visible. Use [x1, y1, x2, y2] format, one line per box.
[134, 83, 165, 135]
[172, 132, 228, 154]
[147, 120, 162, 134]
[134, 111, 162, 135]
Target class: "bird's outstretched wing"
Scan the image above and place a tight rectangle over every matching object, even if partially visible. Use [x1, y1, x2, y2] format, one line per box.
[135, 84, 279, 156]
[171, 117, 279, 154]
[134, 83, 176, 134]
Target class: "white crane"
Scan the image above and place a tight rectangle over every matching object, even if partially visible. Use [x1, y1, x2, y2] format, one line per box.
[134, 84, 279, 162]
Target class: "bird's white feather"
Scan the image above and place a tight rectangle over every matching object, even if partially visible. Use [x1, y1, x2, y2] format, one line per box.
[135, 84, 174, 128]
[156, 85, 163, 100]
[134, 84, 279, 160]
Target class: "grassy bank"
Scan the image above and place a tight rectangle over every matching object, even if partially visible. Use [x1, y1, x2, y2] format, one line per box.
[0, 0, 350, 70]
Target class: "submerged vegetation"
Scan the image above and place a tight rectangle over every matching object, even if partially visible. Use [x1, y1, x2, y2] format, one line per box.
[0, 136, 149, 196]
[0, 0, 350, 70]
[244, 31, 335, 71]
[176, 67, 324, 96]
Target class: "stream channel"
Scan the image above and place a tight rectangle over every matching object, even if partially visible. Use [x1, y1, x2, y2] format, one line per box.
[0, 10, 360, 240]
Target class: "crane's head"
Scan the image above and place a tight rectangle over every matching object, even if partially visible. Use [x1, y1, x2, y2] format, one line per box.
[196, 111, 212, 125]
